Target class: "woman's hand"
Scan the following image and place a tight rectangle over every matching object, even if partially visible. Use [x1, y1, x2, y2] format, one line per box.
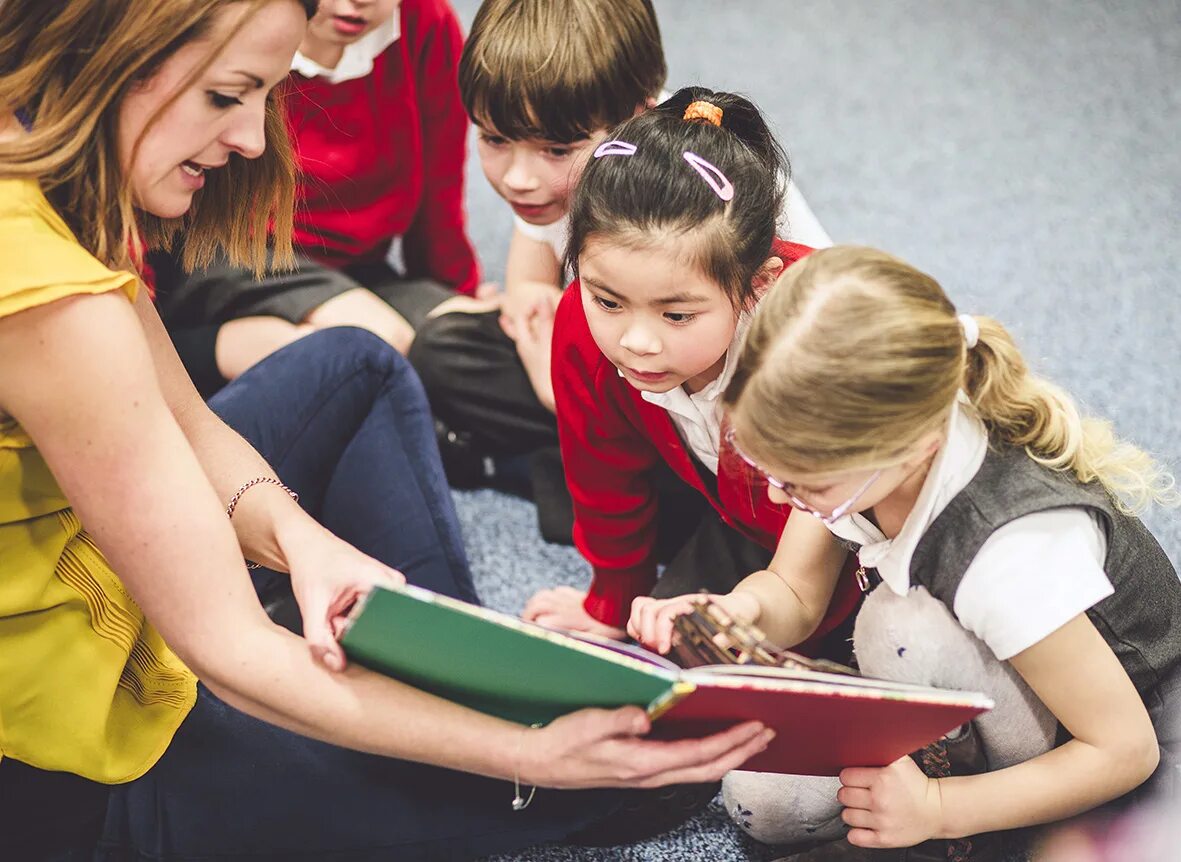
[280, 524, 405, 671]
[628, 591, 762, 655]
[838, 756, 944, 848]
[523, 586, 628, 639]
[523, 706, 774, 789]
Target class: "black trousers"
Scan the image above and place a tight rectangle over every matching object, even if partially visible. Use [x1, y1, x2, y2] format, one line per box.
[153, 251, 453, 330]
[408, 308, 555, 456]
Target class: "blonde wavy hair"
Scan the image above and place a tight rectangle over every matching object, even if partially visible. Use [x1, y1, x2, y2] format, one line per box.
[0, 0, 316, 274]
[725, 245, 1178, 513]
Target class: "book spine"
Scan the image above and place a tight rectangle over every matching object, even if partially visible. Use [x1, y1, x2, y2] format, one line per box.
[646, 681, 696, 721]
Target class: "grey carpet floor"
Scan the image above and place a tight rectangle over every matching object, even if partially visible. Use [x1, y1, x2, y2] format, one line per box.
[446, 1, 1181, 859]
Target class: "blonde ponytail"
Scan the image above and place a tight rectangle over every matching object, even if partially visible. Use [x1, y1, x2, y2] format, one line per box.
[964, 316, 1178, 512]
[728, 246, 1178, 514]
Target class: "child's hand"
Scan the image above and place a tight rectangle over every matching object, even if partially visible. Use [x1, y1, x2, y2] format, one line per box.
[523, 586, 628, 640]
[628, 591, 762, 655]
[838, 756, 944, 849]
[500, 280, 562, 341]
[513, 299, 556, 412]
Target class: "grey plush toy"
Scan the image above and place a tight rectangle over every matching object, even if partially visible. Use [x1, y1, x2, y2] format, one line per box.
[722, 584, 1058, 845]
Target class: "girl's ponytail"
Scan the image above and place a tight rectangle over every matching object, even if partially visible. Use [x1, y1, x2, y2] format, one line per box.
[729, 246, 1178, 515]
[965, 316, 1178, 512]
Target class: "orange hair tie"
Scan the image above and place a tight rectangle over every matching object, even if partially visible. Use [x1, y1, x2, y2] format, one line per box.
[683, 100, 723, 127]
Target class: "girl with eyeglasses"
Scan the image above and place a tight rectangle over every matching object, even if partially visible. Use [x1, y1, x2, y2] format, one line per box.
[631, 245, 1181, 858]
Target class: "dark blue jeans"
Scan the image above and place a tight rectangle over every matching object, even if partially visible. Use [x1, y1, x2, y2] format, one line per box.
[94, 329, 619, 860]
[209, 326, 476, 605]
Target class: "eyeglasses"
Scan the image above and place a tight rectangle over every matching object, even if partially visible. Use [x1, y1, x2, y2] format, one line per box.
[723, 427, 882, 525]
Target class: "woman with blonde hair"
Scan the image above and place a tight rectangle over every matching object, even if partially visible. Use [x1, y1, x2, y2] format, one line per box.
[630, 245, 1180, 857]
[0, 2, 771, 859]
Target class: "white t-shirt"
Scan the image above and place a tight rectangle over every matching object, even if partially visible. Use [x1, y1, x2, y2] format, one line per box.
[514, 212, 570, 263]
[825, 396, 1113, 661]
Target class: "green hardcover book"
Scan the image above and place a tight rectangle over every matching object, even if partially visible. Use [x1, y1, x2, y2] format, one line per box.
[341, 583, 683, 726]
[340, 584, 993, 775]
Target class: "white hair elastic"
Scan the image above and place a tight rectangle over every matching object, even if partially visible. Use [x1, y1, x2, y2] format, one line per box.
[957, 313, 979, 349]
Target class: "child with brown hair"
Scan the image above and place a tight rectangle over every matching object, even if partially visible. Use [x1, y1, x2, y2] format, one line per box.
[409, 0, 830, 507]
[631, 245, 1181, 858]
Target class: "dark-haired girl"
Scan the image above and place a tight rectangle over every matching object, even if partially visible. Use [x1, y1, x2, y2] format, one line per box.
[523, 88, 861, 652]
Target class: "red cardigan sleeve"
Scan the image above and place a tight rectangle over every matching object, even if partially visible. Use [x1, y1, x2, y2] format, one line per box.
[553, 286, 663, 627]
[400, 0, 479, 293]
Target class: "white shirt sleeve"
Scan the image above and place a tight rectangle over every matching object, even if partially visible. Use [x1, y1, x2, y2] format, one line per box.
[952, 507, 1112, 660]
[782, 179, 832, 248]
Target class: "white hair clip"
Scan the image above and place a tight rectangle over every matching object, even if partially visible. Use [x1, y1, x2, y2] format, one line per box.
[593, 140, 637, 158]
[682, 151, 734, 202]
[957, 313, 979, 349]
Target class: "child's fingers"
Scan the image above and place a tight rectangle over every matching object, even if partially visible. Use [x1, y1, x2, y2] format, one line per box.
[655, 601, 694, 654]
[627, 597, 657, 642]
[836, 785, 873, 810]
[846, 828, 884, 849]
[839, 766, 880, 789]
[841, 807, 877, 830]
[521, 591, 552, 620]
[642, 602, 670, 647]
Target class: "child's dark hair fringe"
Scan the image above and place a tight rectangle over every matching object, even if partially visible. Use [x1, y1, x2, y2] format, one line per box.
[459, 0, 666, 143]
[566, 86, 790, 308]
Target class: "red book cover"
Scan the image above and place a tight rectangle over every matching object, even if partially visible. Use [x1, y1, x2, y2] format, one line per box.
[649, 669, 991, 775]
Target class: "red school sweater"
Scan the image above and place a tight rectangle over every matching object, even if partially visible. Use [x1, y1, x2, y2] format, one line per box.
[552, 239, 863, 646]
[286, 0, 478, 293]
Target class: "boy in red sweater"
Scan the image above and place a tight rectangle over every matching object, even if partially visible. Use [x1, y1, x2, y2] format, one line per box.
[157, 0, 482, 395]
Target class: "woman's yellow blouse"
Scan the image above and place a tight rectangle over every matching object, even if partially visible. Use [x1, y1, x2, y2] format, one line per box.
[0, 179, 196, 783]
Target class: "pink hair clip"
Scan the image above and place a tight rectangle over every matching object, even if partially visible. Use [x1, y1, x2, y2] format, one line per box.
[682, 151, 734, 202]
[593, 140, 637, 158]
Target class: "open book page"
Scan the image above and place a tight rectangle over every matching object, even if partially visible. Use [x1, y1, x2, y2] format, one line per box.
[683, 664, 991, 704]
[564, 629, 682, 672]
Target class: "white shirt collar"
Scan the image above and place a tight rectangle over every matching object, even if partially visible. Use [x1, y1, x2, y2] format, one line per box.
[824, 393, 989, 595]
[291, 14, 401, 84]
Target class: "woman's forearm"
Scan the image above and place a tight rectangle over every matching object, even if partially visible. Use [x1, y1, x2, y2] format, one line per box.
[201, 621, 529, 780]
[174, 401, 310, 570]
[135, 287, 309, 570]
[935, 736, 1158, 838]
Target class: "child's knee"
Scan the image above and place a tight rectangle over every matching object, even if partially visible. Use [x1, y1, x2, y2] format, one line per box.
[722, 771, 844, 845]
[305, 288, 414, 354]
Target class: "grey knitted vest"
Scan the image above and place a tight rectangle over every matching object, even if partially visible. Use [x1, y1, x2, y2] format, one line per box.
[908, 441, 1181, 728]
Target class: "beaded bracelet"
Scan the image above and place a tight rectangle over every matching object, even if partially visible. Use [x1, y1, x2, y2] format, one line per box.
[225, 477, 299, 570]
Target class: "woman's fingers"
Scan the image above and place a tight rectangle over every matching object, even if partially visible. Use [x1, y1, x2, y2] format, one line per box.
[624, 722, 773, 786]
[301, 584, 346, 672]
